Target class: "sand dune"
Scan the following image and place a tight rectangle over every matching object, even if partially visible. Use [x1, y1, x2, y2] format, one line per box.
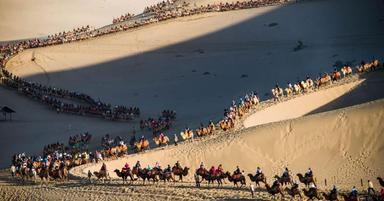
[0, 0, 164, 41]
[72, 98, 384, 189]
[1, 0, 384, 169]
[243, 79, 364, 127]
[1, 0, 384, 200]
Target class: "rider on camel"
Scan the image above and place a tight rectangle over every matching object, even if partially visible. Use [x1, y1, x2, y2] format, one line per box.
[234, 166, 242, 175]
[100, 163, 107, 172]
[199, 162, 205, 169]
[135, 161, 141, 169]
[122, 163, 130, 172]
[175, 161, 181, 169]
[209, 166, 216, 175]
[140, 135, 145, 148]
[256, 167, 262, 177]
[164, 165, 171, 173]
[159, 132, 165, 142]
[350, 186, 358, 197]
[305, 167, 313, 178]
[154, 161, 160, 169]
[331, 185, 337, 195]
[283, 167, 290, 177]
[209, 120, 214, 128]
[217, 164, 223, 175]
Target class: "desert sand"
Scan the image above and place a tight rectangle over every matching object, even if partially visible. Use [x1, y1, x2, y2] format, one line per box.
[1, 0, 384, 200]
[1, 0, 384, 169]
[0, 0, 164, 41]
[71, 97, 384, 189]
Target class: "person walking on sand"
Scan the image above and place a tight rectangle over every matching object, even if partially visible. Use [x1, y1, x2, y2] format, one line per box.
[10, 165, 16, 178]
[194, 173, 201, 187]
[174, 134, 178, 146]
[88, 170, 92, 183]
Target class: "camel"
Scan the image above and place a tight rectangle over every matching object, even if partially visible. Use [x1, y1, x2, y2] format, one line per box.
[37, 167, 49, 184]
[17, 167, 37, 182]
[225, 172, 246, 188]
[297, 173, 315, 187]
[180, 130, 193, 140]
[303, 188, 322, 200]
[332, 71, 341, 81]
[196, 168, 208, 181]
[341, 66, 353, 77]
[284, 183, 302, 199]
[196, 126, 213, 137]
[285, 87, 293, 97]
[306, 78, 314, 89]
[93, 170, 110, 183]
[317, 74, 332, 87]
[300, 80, 308, 92]
[201, 171, 228, 187]
[172, 166, 189, 181]
[48, 163, 63, 181]
[153, 136, 169, 146]
[58, 163, 68, 181]
[247, 173, 266, 187]
[219, 119, 234, 131]
[134, 139, 150, 152]
[132, 167, 150, 184]
[272, 87, 283, 101]
[33, 161, 43, 169]
[322, 190, 340, 201]
[372, 59, 381, 70]
[293, 83, 301, 94]
[17, 167, 30, 181]
[274, 174, 292, 186]
[159, 171, 175, 183]
[114, 169, 134, 184]
[377, 177, 384, 187]
[145, 168, 161, 183]
[341, 193, 359, 201]
[265, 182, 284, 199]
[116, 144, 128, 155]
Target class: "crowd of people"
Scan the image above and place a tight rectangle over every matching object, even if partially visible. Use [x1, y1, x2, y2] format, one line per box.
[1, 70, 140, 121]
[140, 110, 176, 134]
[112, 13, 135, 24]
[143, 0, 182, 14]
[68, 132, 92, 150]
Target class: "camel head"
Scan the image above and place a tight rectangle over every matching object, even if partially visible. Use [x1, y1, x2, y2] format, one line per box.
[274, 175, 280, 179]
[247, 174, 255, 181]
[182, 167, 190, 175]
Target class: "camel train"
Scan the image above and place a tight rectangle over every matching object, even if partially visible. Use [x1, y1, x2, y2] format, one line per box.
[107, 162, 384, 200]
[271, 60, 380, 102]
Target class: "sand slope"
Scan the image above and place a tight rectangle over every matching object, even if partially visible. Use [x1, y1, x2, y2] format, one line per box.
[243, 79, 364, 127]
[72, 98, 384, 189]
[0, 0, 164, 41]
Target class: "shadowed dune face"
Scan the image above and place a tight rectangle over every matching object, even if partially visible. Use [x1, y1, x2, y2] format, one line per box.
[1, 0, 384, 168]
[76, 99, 384, 189]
